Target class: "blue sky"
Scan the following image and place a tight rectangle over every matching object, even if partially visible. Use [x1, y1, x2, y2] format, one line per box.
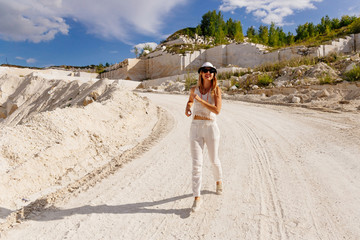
[0, 0, 359, 68]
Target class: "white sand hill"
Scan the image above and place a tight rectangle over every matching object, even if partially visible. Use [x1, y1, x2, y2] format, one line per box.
[0, 67, 156, 211]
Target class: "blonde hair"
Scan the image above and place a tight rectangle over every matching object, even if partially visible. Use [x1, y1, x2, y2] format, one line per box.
[197, 72, 219, 97]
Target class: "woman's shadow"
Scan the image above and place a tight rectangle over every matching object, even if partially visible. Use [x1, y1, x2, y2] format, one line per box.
[35, 190, 214, 221]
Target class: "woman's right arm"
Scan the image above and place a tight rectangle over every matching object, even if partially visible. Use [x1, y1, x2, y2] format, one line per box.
[185, 87, 196, 117]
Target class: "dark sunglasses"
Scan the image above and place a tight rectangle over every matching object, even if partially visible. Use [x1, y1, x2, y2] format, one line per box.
[201, 68, 216, 73]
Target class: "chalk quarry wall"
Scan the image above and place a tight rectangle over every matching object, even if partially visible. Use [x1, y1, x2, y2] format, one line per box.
[101, 33, 360, 81]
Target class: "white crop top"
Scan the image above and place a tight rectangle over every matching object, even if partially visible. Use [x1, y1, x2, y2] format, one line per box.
[193, 87, 216, 120]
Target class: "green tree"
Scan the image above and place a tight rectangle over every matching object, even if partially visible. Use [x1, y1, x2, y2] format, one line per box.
[295, 24, 309, 41]
[258, 25, 269, 45]
[349, 17, 360, 33]
[209, 21, 216, 37]
[195, 25, 202, 36]
[318, 15, 331, 34]
[286, 32, 295, 45]
[216, 11, 226, 35]
[246, 26, 257, 43]
[96, 63, 105, 73]
[226, 18, 235, 38]
[277, 27, 287, 46]
[140, 44, 153, 56]
[340, 15, 357, 27]
[133, 47, 139, 58]
[268, 23, 279, 47]
[200, 10, 218, 36]
[215, 28, 226, 44]
[227, 18, 244, 42]
[307, 22, 316, 37]
[234, 21, 244, 42]
[331, 17, 340, 29]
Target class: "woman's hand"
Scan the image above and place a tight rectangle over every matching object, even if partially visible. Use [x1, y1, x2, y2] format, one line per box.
[185, 105, 192, 117]
[185, 86, 196, 117]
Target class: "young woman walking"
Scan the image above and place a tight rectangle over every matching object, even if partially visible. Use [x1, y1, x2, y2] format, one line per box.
[185, 62, 223, 212]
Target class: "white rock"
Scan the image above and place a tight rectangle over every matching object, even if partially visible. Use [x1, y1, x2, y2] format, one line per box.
[222, 80, 232, 88]
[292, 96, 301, 103]
[165, 82, 185, 92]
[230, 76, 239, 82]
[316, 89, 330, 98]
[345, 63, 357, 73]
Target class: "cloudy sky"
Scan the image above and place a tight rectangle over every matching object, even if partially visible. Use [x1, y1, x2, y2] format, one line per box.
[0, 0, 359, 67]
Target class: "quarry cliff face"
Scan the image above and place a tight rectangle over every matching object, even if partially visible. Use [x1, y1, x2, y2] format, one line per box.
[101, 33, 360, 81]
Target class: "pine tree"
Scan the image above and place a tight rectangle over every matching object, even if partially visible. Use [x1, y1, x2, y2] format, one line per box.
[195, 25, 202, 36]
[234, 21, 244, 42]
[246, 26, 257, 42]
[287, 32, 295, 45]
[268, 23, 278, 47]
[258, 25, 269, 45]
[133, 47, 139, 58]
[277, 28, 287, 46]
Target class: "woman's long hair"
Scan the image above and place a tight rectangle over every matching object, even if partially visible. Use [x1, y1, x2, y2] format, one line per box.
[198, 73, 218, 97]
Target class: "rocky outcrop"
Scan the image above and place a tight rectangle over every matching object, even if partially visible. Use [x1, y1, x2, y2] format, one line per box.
[102, 33, 360, 81]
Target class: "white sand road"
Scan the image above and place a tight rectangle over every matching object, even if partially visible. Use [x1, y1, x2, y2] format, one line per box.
[2, 93, 360, 239]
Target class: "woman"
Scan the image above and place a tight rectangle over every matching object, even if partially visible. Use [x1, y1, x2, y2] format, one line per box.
[185, 62, 223, 212]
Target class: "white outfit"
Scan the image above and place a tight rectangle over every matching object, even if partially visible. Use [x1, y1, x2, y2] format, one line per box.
[193, 87, 216, 120]
[190, 87, 222, 197]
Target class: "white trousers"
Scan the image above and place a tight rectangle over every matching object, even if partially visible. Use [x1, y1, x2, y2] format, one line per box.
[190, 120, 222, 197]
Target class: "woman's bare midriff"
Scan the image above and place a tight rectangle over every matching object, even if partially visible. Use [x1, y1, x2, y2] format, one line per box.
[194, 115, 212, 120]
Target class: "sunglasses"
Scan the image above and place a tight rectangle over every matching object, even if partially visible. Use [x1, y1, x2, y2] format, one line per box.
[201, 68, 216, 73]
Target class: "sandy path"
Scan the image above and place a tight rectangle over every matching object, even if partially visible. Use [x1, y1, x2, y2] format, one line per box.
[2, 93, 360, 239]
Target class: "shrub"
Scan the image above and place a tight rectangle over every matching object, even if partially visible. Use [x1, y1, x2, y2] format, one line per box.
[257, 74, 273, 86]
[185, 73, 198, 90]
[230, 77, 239, 88]
[345, 65, 360, 82]
[319, 73, 334, 84]
[217, 70, 248, 80]
[217, 71, 233, 80]
[321, 52, 343, 64]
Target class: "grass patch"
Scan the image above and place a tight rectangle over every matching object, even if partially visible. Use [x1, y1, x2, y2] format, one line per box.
[345, 65, 360, 82]
[257, 74, 274, 87]
[319, 73, 335, 85]
[217, 69, 249, 80]
[255, 56, 318, 73]
[166, 44, 212, 55]
[217, 71, 233, 80]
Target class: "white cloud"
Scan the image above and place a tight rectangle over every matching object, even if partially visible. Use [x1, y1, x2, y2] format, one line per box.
[0, 0, 69, 43]
[348, 6, 360, 16]
[0, 0, 187, 43]
[15, 56, 36, 64]
[26, 58, 37, 64]
[132, 42, 158, 52]
[220, 0, 323, 26]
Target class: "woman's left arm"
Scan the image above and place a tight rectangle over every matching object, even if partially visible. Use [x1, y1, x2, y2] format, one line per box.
[194, 87, 222, 115]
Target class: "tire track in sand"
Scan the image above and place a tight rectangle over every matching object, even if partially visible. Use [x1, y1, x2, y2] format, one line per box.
[237, 119, 288, 240]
